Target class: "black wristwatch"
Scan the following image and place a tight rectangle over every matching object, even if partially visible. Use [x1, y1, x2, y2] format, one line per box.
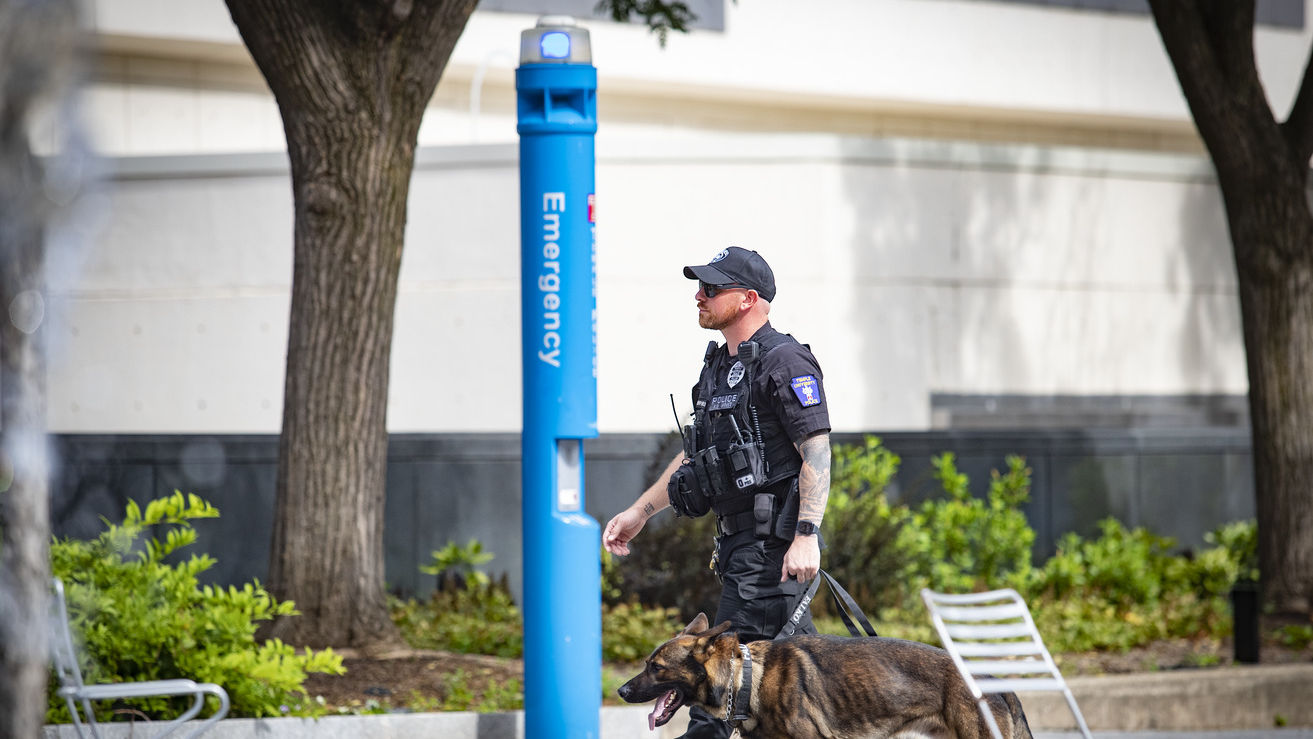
[795, 520, 819, 537]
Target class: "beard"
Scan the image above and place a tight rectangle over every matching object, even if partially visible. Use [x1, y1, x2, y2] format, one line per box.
[697, 300, 738, 331]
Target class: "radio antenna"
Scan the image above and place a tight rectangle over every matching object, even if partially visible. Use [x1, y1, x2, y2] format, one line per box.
[670, 393, 688, 448]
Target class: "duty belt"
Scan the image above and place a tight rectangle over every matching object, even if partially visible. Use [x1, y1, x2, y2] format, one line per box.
[715, 510, 760, 537]
[714, 478, 790, 537]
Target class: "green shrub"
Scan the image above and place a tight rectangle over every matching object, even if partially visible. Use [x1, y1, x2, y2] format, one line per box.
[601, 665, 632, 702]
[823, 446, 1038, 642]
[428, 669, 524, 712]
[1203, 519, 1259, 584]
[820, 440, 1251, 656]
[601, 602, 682, 663]
[476, 675, 525, 712]
[822, 436, 909, 615]
[390, 583, 682, 664]
[396, 541, 681, 664]
[1276, 624, 1313, 650]
[1028, 518, 1234, 652]
[1037, 518, 1182, 606]
[391, 577, 523, 658]
[601, 548, 625, 605]
[49, 492, 343, 722]
[894, 453, 1036, 598]
[809, 441, 1038, 629]
[421, 539, 494, 592]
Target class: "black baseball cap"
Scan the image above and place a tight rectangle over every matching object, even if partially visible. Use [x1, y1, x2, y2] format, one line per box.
[683, 247, 776, 302]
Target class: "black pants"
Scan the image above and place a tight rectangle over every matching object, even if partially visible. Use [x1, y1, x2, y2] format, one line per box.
[678, 539, 815, 739]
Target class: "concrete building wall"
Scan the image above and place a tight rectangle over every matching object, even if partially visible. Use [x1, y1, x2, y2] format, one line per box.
[47, 136, 1244, 435]
[74, 0, 1311, 156]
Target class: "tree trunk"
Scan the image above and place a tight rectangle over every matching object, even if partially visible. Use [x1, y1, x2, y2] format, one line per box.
[1149, 1, 1313, 616]
[0, 0, 77, 732]
[225, 0, 477, 649]
[1240, 253, 1313, 616]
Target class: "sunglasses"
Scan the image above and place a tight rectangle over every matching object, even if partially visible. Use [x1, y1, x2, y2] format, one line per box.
[699, 280, 750, 298]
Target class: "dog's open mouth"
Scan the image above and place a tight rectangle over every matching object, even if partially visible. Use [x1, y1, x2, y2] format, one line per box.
[648, 688, 684, 730]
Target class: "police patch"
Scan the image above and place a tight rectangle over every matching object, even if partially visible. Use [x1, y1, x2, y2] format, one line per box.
[790, 375, 821, 407]
[727, 361, 745, 388]
[709, 394, 739, 411]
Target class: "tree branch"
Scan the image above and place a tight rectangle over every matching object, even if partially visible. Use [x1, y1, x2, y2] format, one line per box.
[1148, 0, 1273, 180]
[1281, 47, 1313, 164]
[595, 0, 696, 47]
[1148, 1, 1229, 122]
[1199, 2, 1255, 81]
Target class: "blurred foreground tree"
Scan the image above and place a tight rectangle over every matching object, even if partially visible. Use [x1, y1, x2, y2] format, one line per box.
[1149, 1, 1313, 618]
[0, 0, 79, 733]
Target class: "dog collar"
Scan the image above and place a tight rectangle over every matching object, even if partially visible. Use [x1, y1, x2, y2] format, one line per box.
[727, 643, 753, 725]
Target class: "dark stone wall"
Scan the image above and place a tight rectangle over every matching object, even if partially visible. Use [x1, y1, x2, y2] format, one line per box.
[50, 428, 1253, 602]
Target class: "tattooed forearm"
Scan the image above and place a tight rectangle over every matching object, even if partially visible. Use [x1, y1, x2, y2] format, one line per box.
[796, 432, 831, 525]
[642, 502, 656, 518]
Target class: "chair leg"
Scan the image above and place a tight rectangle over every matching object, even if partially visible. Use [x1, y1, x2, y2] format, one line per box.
[80, 697, 103, 739]
[1063, 689, 1094, 739]
[976, 696, 1006, 739]
[181, 686, 231, 739]
[152, 692, 207, 739]
[63, 696, 89, 739]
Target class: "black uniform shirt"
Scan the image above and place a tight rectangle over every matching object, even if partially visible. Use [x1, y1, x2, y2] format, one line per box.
[692, 322, 831, 486]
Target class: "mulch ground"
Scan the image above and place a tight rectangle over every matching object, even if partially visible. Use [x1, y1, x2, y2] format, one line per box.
[303, 650, 533, 713]
[302, 632, 1312, 714]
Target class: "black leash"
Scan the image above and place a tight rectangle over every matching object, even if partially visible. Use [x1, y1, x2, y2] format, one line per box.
[774, 569, 877, 639]
[724, 571, 872, 729]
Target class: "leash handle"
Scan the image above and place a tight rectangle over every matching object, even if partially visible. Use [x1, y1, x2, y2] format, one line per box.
[821, 570, 877, 637]
[774, 568, 877, 639]
[775, 571, 823, 639]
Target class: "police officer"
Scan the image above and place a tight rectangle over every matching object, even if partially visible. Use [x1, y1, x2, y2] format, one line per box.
[603, 246, 831, 739]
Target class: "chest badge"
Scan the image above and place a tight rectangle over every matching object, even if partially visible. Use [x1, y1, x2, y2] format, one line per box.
[790, 375, 821, 407]
[727, 360, 745, 388]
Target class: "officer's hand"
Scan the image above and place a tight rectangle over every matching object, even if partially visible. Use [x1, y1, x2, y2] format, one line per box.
[603, 508, 647, 556]
[781, 534, 821, 582]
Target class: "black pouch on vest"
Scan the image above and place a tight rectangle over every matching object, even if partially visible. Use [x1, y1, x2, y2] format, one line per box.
[692, 446, 726, 497]
[753, 492, 775, 539]
[725, 438, 765, 493]
[667, 462, 712, 518]
[773, 478, 801, 540]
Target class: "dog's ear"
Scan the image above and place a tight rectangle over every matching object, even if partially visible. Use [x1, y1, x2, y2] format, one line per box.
[692, 620, 737, 660]
[682, 612, 710, 635]
[702, 620, 734, 639]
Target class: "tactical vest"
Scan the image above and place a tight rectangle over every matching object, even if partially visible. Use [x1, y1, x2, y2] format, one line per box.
[685, 329, 804, 532]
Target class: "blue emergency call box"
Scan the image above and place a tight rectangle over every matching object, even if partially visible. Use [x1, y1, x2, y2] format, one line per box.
[516, 15, 600, 739]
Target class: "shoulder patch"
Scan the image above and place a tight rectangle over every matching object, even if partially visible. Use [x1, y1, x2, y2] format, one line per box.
[790, 375, 821, 407]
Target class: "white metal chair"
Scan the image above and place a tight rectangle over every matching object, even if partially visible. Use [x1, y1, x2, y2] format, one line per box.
[50, 577, 230, 739]
[921, 587, 1092, 739]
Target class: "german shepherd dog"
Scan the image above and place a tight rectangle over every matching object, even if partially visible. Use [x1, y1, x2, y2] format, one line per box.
[618, 613, 1033, 739]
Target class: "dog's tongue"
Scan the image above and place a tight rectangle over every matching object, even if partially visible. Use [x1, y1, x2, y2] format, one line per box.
[648, 691, 673, 732]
